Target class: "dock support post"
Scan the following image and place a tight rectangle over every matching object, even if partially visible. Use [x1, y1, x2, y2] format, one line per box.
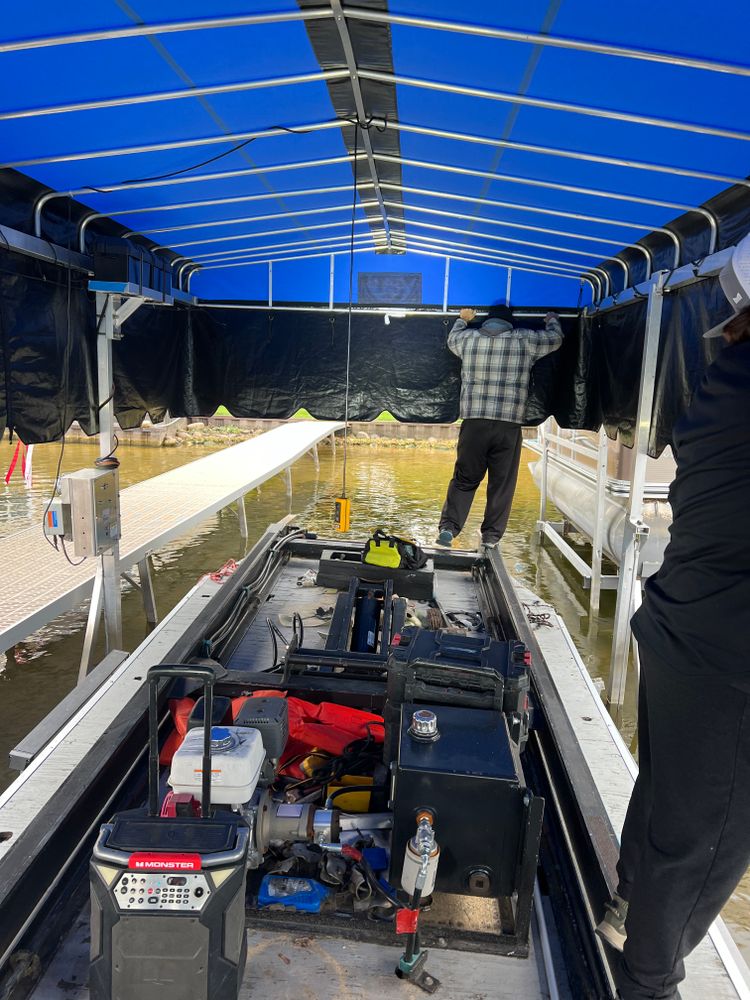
[607, 272, 665, 707]
[589, 427, 609, 615]
[284, 466, 293, 498]
[310, 443, 320, 471]
[537, 418, 550, 534]
[330, 430, 336, 455]
[138, 556, 158, 625]
[96, 292, 123, 655]
[79, 567, 104, 681]
[237, 495, 249, 539]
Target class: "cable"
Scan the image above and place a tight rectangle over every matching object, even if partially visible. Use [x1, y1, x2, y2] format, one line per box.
[81, 124, 316, 194]
[340, 122, 359, 501]
[42, 198, 76, 553]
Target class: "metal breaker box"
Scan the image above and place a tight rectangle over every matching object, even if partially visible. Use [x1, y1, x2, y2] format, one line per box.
[64, 468, 121, 557]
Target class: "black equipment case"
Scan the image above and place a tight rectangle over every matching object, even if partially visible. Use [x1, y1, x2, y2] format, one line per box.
[89, 666, 249, 1000]
[385, 628, 531, 756]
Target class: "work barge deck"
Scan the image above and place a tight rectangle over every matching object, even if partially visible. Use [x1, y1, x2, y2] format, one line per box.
[0, 521, 744, 1000]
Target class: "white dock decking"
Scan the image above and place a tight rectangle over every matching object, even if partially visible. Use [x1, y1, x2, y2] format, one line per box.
[515, 583, 750, 1000]
[0, 420, 342, 653]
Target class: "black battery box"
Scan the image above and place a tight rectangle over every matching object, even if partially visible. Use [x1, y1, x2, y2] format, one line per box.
[385, 628, 530, 755]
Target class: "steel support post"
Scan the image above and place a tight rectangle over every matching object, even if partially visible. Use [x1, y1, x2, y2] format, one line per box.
[506, 267, 513, 305]
[607, 272, 666, 707]
[268, 260, 273, 307]
[442, 257, 450, 312]
[138, 556, 158, 625]
[237, 495, 249, 539]
[329, 254, 335, 309]
[79, 567, 104, 681]
[537, 418, 550, 532]
[589, 426, 609, 615]
[95, 292, 123, 654]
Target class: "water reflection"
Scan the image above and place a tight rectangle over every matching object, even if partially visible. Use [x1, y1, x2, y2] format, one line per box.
[0, 437, 746, 955]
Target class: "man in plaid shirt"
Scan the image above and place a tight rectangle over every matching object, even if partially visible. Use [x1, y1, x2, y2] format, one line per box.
[437, 304, 563, 548]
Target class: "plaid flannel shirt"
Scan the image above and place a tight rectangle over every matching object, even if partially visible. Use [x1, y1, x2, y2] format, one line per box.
[448, 315, 563, 423]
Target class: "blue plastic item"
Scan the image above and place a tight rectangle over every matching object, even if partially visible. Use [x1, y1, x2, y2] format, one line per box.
[257, 876, 330, 913]
[363, 847, 389, 873]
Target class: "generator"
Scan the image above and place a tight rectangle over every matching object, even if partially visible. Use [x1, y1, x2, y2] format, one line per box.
[89, 666, 250, 1000]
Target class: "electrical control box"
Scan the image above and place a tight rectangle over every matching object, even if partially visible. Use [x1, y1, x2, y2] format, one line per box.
[63, 468, 121, 557]
[43, 497, 71, 539]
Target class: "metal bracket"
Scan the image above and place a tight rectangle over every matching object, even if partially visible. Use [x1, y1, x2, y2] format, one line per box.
[396, 950, 440, 994]
[113, 294, 146, 333]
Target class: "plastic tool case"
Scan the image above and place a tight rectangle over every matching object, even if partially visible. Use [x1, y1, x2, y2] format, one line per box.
[89, 666, 249, 1000]
[384, 628, 531, 756]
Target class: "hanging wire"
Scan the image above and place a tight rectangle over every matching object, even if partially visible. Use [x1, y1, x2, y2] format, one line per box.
[341, 122, 360, 500]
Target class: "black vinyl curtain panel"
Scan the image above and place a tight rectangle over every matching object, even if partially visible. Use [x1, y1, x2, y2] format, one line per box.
[0, 262, 731, 456]
[0, 253, 732, 457]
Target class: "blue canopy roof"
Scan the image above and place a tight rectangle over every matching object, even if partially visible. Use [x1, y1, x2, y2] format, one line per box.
[1, 0, 748, 307]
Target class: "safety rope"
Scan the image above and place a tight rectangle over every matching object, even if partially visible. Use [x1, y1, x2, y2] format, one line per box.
[341, 122, 360, 501]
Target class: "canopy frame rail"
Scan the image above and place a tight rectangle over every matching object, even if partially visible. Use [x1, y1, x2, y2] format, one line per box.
[329, 0, 392, 249]
[61, 177, 674, 265]
[3, 5, 750, 79]
[8, 119, 750, 201]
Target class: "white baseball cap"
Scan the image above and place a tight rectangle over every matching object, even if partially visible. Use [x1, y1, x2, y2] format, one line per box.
[703, 231, 750, 339]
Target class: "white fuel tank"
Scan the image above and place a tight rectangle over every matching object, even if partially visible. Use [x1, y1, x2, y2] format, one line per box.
[169, 725, 265, 806]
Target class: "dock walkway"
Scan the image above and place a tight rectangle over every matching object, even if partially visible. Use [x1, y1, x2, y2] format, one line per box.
[515, 579, 750, 1000]
[0, 420, 342, 653]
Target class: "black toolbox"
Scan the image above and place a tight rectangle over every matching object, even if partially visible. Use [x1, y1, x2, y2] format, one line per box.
[385, 628, 531, 754]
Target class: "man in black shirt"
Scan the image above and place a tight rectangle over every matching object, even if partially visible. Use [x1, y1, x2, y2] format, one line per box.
[597, 307, 750, 999]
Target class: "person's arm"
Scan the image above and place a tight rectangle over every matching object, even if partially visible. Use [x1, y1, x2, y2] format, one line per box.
[447, 308, 477, 357]
[523, 312, 564, 359]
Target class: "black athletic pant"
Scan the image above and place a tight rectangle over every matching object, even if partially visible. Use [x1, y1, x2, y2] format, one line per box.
[615, 645, 750, 1000]
[439, 418, 522, 543]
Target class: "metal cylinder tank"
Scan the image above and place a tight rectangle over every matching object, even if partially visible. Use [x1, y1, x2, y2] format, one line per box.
[529, 457, 672, 577]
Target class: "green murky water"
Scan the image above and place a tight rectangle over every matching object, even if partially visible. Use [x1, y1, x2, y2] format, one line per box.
[0, 436, 746, 957]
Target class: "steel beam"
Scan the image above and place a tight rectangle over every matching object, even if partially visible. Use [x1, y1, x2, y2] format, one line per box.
[343, 8, 750, 78]
[43, 174, 678, 268]
[10, 116, 747, 196]
[442, 257, 451, 312]
[37, 157, 367, 237]
[607, 274, 666, 707]
[383, 182, 681, 263]
[137, 200, 378, 237]
[0, 70, 348, 122]
[5, 6, 748, 81]
[394, 217, 608, 263]
[329, 0, 392, 248]
[390, 232, 591, 274]
[0, 8, 332, 53]
[200, 246, 376, 269]
[363, 71, 750, 143]
[387, 245, 583, 283]
[192, 232, 379, 261]
[95, 292, 123, 654]
[376, 153, 716, 228]
[169, 217, 375, 251]
[197, 236, 380, 266]
[384, 199, 625, 251]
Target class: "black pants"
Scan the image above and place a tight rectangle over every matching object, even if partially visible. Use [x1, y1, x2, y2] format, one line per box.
[439, 418, 522, 543]
[616, 645, 750, 999]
